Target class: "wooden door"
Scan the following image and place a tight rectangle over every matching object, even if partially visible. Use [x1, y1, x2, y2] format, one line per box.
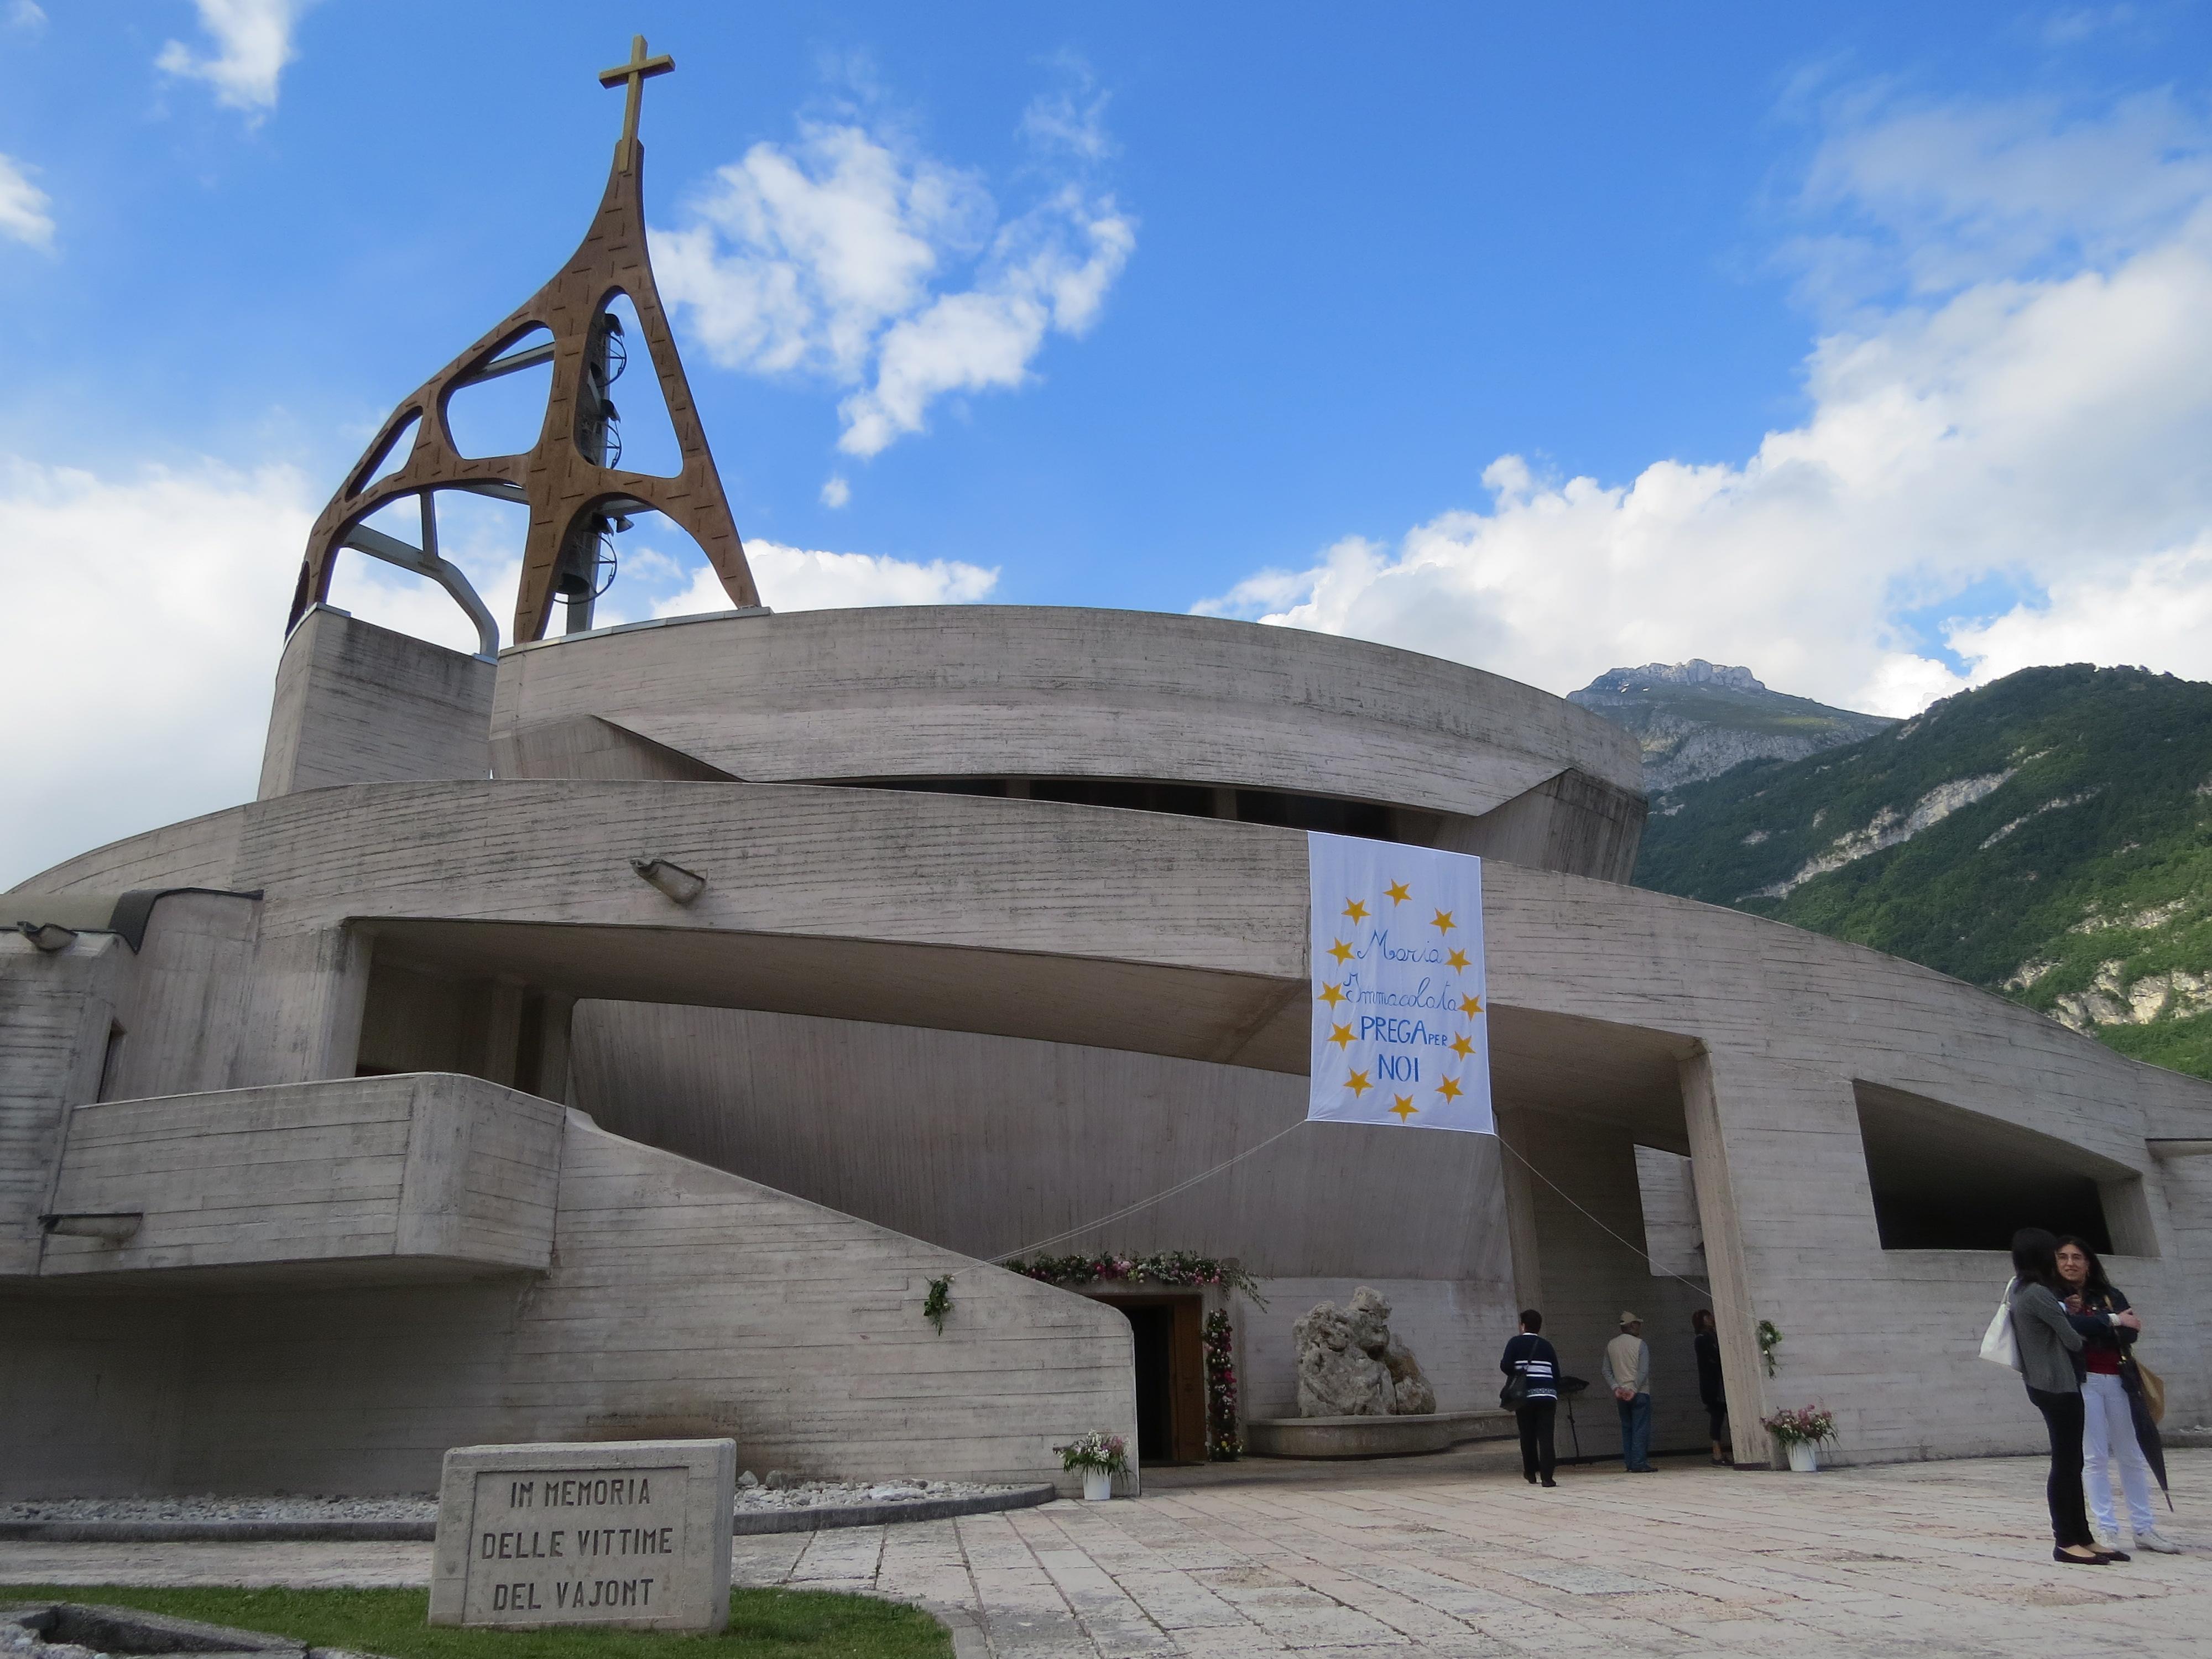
[1168, 1295, 1207, 1464]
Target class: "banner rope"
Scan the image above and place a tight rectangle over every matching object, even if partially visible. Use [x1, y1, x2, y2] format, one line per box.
[1493, 1136, 1714, 1301]
[945, 1119, 1309, 1277]
[946, 1119, 1713, 1308]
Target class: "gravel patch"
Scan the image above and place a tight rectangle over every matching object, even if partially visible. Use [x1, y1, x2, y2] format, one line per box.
[733, 1476, 1022, 1512]
[0, 1480, 1051, 1542]
[0, 1498, 436, 1525]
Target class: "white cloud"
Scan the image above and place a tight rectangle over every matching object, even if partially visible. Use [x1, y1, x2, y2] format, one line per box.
[0, 456, 312, 889]
[1196, 88, 2212, 718]
[8, 3, 47, 32]
[0, 153, 51, 249]
[156, 0, 313, 117]
[655, 88, 1133, 458]
[820, 475, 851, 509]
[650, 538, 997, 616]
[837, 186, 1133, 457]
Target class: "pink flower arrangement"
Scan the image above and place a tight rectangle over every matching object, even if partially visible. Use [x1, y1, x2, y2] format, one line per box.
[1760, 1405, 1837, 1446]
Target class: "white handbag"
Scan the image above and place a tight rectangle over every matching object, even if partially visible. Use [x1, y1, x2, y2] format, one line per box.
[1979, 1276, 2021, 1370]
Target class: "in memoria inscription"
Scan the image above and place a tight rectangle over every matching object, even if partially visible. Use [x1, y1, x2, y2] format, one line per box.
[467, 1466, 685, 1620]
[430, 1439, 735, 1631]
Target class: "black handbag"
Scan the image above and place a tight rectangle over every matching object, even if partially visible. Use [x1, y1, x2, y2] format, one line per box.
[1500, 1371, 1530, 1410]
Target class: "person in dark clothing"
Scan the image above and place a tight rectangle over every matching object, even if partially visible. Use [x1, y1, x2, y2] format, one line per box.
[1500, 1308, 1560, 1488]
[1691, 1308, 1730, 1466]
[2008, 1227, 2141, 1566]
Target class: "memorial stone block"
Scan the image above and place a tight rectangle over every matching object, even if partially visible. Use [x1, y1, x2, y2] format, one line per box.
[430, 1439, 735, 1631]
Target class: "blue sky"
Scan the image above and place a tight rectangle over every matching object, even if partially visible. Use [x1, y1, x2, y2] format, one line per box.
[9, 2, 2212, 882]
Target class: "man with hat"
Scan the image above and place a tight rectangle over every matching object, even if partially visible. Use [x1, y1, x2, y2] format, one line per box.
[1604, 1312, 1655, 1473]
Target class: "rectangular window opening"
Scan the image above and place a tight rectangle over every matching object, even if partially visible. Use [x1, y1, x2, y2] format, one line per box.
[1854, 1080, 2155, 1255]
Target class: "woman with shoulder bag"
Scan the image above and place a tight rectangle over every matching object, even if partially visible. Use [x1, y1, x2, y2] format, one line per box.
[2056, 1235, 2179, 1554]
[1499, 1310, 1560, 1488]
[2009, 1228, 2142, 1565]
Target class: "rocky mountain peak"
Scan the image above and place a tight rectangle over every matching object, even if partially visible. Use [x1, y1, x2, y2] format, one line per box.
[1577, 660, 1767, 697]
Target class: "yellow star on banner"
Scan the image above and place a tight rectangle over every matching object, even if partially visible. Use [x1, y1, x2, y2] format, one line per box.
[1346, 1069, 1373, 1097]
[1328, 938, 1355, 964]
[1343, 898, 1370, 923]
[1390, 1095, 1418, 1121]
[1328, 1022, 1355, 1048]
[1432, 909, 1456, 933]
[1385, 880, 1411, 905]
[1458, 992, 1484, 1017]
[1436, 1074, 1464, 1103]
[1317, 982, 1345, 1009]
[1451, 1033, 1476, 1058]
[1445, 948, 1469, 972]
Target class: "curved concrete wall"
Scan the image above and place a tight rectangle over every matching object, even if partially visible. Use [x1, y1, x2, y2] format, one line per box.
[13, 775, 2212, 1468]
[487, 606, 1645, 844]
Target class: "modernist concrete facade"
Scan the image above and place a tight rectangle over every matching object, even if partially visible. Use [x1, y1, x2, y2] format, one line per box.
[7, 598, 2212, 1497]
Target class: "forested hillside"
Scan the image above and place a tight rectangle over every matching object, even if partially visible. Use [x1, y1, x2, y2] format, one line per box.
[1634, 665, 2212, 1078]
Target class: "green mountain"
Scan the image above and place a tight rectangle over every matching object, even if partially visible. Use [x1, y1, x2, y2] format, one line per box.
[1567, 660, 1895, 789]
[1633, 664, 2212, 1079]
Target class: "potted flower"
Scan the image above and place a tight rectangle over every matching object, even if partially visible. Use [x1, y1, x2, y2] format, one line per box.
[1058, 1431, 1129, 1501]
[1760, 1405, 1837, 1472]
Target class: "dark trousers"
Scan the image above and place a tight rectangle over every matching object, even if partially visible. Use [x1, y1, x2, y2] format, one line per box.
[1515, 1400, 1557, 1481]
[2027, 1385, 2095, 1547]
[1704, 1398, 1729, 1444]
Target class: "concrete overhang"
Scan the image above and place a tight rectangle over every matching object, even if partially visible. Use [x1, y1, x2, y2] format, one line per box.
[489, 606, 1648, 814]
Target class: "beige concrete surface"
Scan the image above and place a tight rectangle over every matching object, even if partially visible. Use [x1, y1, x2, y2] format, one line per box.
[4, 1453, 2206, 1657]
[38, 1074, 561, 1283]
[489, 606, 1646, 816]
[258, 607, 494, 801]
[14, 776, 2212, 1470]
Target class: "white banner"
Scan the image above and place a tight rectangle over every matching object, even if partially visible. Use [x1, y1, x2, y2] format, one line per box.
[1307, 832, 1493, 1134]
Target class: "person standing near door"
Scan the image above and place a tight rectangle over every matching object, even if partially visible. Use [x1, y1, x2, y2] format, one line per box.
[1604, 1313, 1655, 1472]
[1692, 1308, 1730, 1466]
[1500, 1310, 1561, 1488]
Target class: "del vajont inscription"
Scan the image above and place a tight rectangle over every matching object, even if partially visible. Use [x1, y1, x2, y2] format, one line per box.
[465, 1467, 687, 1620]
[432, 1439, 734, 1632]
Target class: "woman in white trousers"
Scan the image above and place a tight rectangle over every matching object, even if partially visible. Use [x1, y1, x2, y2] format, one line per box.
[2056, 1237, 2178, 1553]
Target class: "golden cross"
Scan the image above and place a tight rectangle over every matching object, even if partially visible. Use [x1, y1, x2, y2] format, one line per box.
[599, 34, 675, 153]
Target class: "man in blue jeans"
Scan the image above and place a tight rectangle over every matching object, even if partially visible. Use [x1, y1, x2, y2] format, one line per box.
[1604, 1312, 1655, 1472]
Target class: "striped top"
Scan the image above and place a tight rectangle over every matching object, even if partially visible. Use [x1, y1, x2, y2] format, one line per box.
[1500, 1333, 1560, 1401]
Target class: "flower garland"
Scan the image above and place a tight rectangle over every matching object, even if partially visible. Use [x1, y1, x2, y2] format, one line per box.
[1004, 1249, 1267, 1306]
[1204, 1309, 1243, 1460]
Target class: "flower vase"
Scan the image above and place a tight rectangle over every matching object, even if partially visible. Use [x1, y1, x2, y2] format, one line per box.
[1786, 1440, 1819, 1473]
[1082, 1468, 1113, 1502]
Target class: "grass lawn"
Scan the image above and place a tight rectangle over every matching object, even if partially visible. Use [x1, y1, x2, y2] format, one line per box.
[0, 1587, 950, 1659]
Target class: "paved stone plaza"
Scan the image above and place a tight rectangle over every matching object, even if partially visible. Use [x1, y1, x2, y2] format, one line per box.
[3, 1453, 2206, 1657]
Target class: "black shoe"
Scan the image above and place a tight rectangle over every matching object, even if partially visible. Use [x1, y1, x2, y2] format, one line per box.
[1540, 1477, 1557, 1488]
[2095, 1548, 2131, 1562]
[1524, 1470, 1537, 1484]
[2054, 1547, 2110, 1566]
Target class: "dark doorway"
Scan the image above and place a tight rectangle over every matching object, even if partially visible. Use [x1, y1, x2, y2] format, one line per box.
[1088, 1293, 1207, 1464]
[1126, 1304, 1173, 1462]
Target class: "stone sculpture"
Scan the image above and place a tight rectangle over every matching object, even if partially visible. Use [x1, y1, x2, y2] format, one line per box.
[1293, 1286, 1436, 1417]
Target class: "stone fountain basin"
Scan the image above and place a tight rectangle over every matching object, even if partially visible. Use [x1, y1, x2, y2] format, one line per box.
[1243, 1410, 1516, 1459]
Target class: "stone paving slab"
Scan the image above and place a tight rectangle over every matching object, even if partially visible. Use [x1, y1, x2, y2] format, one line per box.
[1, 1453, 2207, 1657]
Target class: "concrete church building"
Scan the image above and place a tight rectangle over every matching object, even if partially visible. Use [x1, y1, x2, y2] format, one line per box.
[7, 45, 2212, 1498]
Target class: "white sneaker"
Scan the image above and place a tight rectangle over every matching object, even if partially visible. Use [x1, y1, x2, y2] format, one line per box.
[2093, 1529, 2125, 1552]
[2135, 1530, 2183, 1554]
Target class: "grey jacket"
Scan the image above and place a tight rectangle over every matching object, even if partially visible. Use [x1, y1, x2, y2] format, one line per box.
[2008, 1280, 2113, 1394]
